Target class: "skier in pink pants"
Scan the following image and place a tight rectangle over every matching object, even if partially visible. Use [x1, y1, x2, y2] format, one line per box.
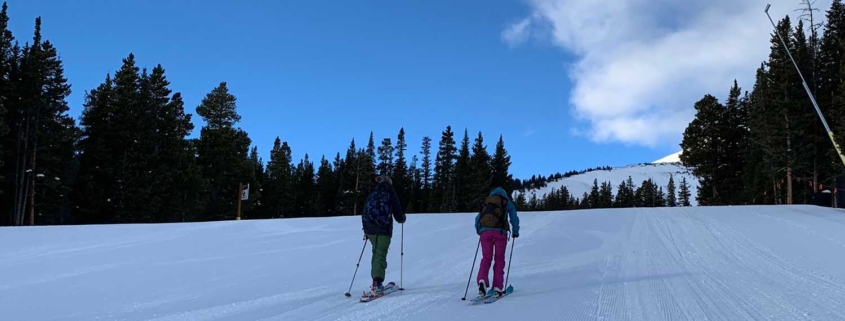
[474, 187, 520, 297]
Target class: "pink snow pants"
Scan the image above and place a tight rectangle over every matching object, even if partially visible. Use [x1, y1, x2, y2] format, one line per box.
[476, 230, 508, 291]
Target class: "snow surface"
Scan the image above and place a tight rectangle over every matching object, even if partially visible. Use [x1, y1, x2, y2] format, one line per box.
[653, 151, 682, 164]
[517, 162, 701, 206]
[4, 205, 845, 320]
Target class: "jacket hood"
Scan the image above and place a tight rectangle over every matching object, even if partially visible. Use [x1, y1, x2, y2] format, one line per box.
[490, 187, 510, 200]
[373, 181, 393, 192]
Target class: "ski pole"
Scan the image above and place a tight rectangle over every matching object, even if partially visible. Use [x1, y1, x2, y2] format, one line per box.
[399, 223, 405, 291]
[461, 239, 481, 300]
[344, 237, 368, 297]
[504, 236, 515, 289]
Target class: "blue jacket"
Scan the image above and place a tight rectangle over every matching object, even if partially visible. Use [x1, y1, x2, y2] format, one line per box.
[474, 187, 520, 236]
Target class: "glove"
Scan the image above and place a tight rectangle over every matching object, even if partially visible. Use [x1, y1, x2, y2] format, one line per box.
[512, 233, 519, 238]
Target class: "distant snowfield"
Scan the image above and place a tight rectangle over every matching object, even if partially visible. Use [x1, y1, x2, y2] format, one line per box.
[3, 205, 845, 320]
[518, 162, 700, 206]
[653, 151, 682, 164]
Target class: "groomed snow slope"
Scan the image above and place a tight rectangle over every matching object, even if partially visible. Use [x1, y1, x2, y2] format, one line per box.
[518, 163, 700, 206]
[4, 205, 845, 320]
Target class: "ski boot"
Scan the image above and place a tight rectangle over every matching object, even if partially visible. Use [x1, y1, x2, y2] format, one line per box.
[478, 281, 487, 297]
[371, 279, 385, 295]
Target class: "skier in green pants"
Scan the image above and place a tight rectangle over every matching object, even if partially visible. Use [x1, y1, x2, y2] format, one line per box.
[362, 174, 406, 294]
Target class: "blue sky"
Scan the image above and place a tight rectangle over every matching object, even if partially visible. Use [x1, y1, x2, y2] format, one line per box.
[3, 0, 723, 180]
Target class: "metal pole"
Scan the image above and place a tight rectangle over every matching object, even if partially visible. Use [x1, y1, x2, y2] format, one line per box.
[345, 237, 368, 297]
[765, 3, 845, 167]
[504, 236, 515, 289]
[399, 223, 404, 291]
[461, 239, 481, 300]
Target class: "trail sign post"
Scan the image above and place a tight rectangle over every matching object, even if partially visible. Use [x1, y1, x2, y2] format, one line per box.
[237, 183, 249, 220]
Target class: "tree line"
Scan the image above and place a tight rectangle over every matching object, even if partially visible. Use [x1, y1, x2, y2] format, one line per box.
[514, 174, 693, 211]
[0, 3, 524, 226]
[680, 0, 845, 206]
[512, 166, 613, 191]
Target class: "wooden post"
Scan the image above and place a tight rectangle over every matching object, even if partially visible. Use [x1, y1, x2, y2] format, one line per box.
[28, 177, 35, 226]
[237, 183, 243, 220]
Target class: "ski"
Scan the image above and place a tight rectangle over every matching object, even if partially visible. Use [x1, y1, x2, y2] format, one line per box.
[481, 285, 514, 304]
[468, 285, 514, 305]
[468, 290, 496, 304]
[482, 292, 509, 304]
[359, 282, 399, 302]
[469, 295, 492, 304]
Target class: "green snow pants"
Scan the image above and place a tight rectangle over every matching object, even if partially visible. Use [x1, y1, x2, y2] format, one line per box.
[369, 235, 391, 281]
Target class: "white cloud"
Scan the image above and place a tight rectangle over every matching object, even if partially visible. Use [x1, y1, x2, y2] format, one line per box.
[505, 0, 831, 147]
[501, 17, 533, 47]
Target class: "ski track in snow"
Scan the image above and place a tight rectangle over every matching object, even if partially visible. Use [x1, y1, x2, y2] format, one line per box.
[2, 205, 845, 320]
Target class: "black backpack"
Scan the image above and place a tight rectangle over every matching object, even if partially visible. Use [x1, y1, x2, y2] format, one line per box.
[479, 194, 509, 231]
[363, 184, 392, 227]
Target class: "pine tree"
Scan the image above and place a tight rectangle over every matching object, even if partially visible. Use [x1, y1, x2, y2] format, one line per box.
[791, 19, 827, 204]
[377, 137, 393, 176]
[804, 0, 845, 197]
[679, 176, 692, 206]
[365, 132, 376, 181]
[589, 179, 600, 208]
[720, 80, 749, 205]
[337, 139, 358, 215]
[652, 184, 666, 207]
[491, 135, 512, 194]
[141, 65, 201, 222]
[580, 192, 590, 209]
[821, 0, 845, 162]
[176, 138, 205, 222]
[680, 94, 725, 205]
[561, 186, 572, 210]
[73, 73, 116, 224]
[613, 176, 636, 208]
[392, 128, 410, 210]
[599, 181, 613, 208]
[456, 128, 474, 211]
[754, 16, 803, 204]
[196, 83, 240, 130]
[5, 19, 78, 225]
[528, 193, 539, 211]
[419, 136, 432, 212]
[470, 132, 492, 205]
[292, 154, 316, 217]
[815, 0, 845, 191]
[0, 3, 11, 223]
[316, 155, 336, 216]
[667, 174, 677, 207]
[245, 147, 264, 218]
[634, 180, 647, 207]
[407, 154, 421, 213]
[515, 192, 527, 210]
[74, 54, 155, 223]
[195, 82, 254, 220]
[614, 180, 627, 208]
[265, 138, 293, 218]
[359, 133, 376, 210]
[433, 126, 457, 212]
[744, 64, 779, 204]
